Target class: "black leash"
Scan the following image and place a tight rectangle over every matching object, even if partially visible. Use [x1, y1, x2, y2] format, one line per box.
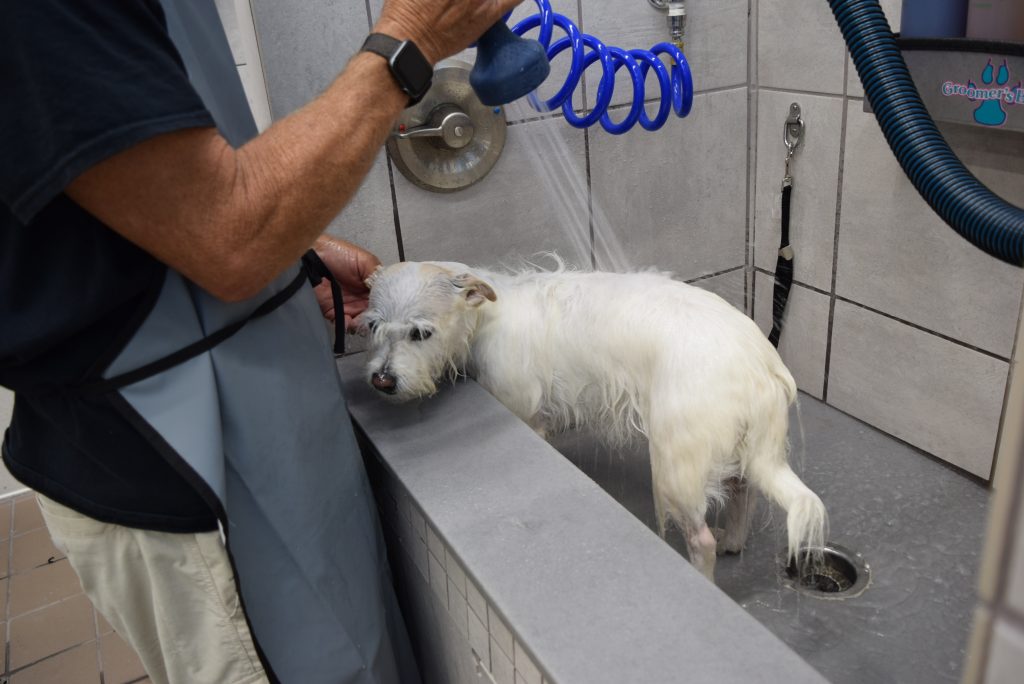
[768, 180, 794, 348]
[301, 249, 346, 356]
[768, 103, 804, 349]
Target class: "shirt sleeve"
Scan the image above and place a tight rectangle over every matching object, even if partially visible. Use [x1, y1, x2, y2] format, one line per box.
[0, 0, 216, 223]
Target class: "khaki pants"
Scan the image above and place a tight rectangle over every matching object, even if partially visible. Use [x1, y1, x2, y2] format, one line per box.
[38, 495, 269, 684]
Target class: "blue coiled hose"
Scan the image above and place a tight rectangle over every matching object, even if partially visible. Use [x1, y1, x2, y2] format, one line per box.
[508, 0, 693, 134]
[829, 0, 1024, 265]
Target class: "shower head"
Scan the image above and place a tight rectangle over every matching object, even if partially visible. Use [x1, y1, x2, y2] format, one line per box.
[469, 20, 550, 106]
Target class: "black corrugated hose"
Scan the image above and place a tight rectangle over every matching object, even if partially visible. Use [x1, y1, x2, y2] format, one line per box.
[829, 0, 1024, 266]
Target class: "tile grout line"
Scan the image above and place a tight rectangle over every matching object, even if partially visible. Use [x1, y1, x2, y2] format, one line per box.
[2, 575, 86, 623]
[577, 0, 596, 270]
[821, 52, 852, 403]
[0, 491, 29, 506]
[745, 0, 759, 316]
[575, 0, 588, 114]
[585, 143, 597, 272]
[759, 84, 846, 99]
[363, 0, 406, 264]
[751, 265, 1013, 363]
[6, 638, 97, 677]
[93, 567, 105, 684]
[384, 152, 407, 262]
[685, 265, 746, 285]
[505, 83, 750, 127]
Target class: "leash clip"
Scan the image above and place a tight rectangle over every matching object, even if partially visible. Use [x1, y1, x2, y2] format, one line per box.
[783, 102, 804, 180]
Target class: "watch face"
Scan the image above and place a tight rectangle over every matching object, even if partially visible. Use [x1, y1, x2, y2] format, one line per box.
[391, 42, 433, 97]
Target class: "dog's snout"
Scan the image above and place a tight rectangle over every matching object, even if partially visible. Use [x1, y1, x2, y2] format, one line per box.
[372, 371, 398, 395]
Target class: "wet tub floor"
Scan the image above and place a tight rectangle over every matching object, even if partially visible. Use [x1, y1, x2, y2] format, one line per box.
[549, 393, 990, 684]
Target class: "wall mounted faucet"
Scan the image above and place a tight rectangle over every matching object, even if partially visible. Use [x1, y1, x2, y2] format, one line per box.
[649, 0, 687, 50]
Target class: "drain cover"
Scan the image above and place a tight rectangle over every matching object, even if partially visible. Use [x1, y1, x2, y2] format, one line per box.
[782, 543, 870, 599]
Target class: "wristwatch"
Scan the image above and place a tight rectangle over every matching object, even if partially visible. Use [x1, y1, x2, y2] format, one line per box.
[360, 33, 433, 106]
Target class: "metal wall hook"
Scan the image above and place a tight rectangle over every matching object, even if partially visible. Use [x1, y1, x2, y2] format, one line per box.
[784, 102, 804, 154]
[783, 102, 804, 180]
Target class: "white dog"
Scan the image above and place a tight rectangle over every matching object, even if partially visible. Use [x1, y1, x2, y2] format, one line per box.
[362, 260, 826, 582]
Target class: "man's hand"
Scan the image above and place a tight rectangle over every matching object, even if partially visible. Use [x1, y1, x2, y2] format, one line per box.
[312, 236, 381, 332]
[375, 0, 525, 64]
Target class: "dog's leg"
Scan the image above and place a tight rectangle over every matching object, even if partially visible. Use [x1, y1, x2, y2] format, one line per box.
[717, 477, 756, 555]
[682, 520, 717, 582]
[526, 415, 549, 441]
[649, 435, 717, 582]
[652, 493, 668, 539]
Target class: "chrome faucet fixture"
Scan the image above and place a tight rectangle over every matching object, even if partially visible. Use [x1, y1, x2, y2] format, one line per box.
[648, 0, 687, 50]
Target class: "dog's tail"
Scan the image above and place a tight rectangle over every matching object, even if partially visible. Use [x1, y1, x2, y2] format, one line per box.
[743, 385, 827, 563]
[749, 463, 828, 562]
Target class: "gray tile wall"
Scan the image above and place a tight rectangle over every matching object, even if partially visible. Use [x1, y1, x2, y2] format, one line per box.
[751, 0, 1024, 478]
[827, 301, 1007, 478]
[249, 0, 401, 265]
[589, 87, 748, 278]
[249, 0, 749, 277]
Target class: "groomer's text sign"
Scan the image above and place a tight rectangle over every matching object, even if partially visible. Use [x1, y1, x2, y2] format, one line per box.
[942, 59, 1022, 127]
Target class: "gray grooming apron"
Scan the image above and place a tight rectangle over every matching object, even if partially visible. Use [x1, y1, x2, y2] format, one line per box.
[83, 2, 419, 682]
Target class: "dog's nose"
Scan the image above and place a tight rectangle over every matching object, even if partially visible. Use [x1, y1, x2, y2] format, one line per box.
[372, 372, 398, 394]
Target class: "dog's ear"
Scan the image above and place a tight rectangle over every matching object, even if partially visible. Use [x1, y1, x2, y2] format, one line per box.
[352, 313, 372, 337]
[451, 274, 497, 307]
[365, 265, 384, 290]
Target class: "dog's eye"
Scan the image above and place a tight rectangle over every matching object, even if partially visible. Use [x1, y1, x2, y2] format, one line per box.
[410, 328, 432, 342]
[367, 319, 379, 333]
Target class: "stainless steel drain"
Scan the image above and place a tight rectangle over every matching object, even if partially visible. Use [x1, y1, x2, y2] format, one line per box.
[781, 543, 870, 599]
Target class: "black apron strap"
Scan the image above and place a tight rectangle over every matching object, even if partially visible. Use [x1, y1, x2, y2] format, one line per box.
[768, 181, 794, 349]
[76, 254, 342, 395]
[300, 249, 345, 356]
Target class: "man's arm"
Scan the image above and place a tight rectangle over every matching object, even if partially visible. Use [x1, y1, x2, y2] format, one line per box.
[65, 0, 522, 302]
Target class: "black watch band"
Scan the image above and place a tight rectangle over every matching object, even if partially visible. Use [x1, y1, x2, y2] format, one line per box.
[360, 33, 433, 107]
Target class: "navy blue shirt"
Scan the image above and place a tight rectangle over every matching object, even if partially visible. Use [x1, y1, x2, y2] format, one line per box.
[0, 0, 220, 531]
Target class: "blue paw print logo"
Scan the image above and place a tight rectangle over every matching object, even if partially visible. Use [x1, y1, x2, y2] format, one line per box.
[970, 59, 1011, 126]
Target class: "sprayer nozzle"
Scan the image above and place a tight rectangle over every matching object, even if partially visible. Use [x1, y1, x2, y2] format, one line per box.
[470, 22, 551, 106]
